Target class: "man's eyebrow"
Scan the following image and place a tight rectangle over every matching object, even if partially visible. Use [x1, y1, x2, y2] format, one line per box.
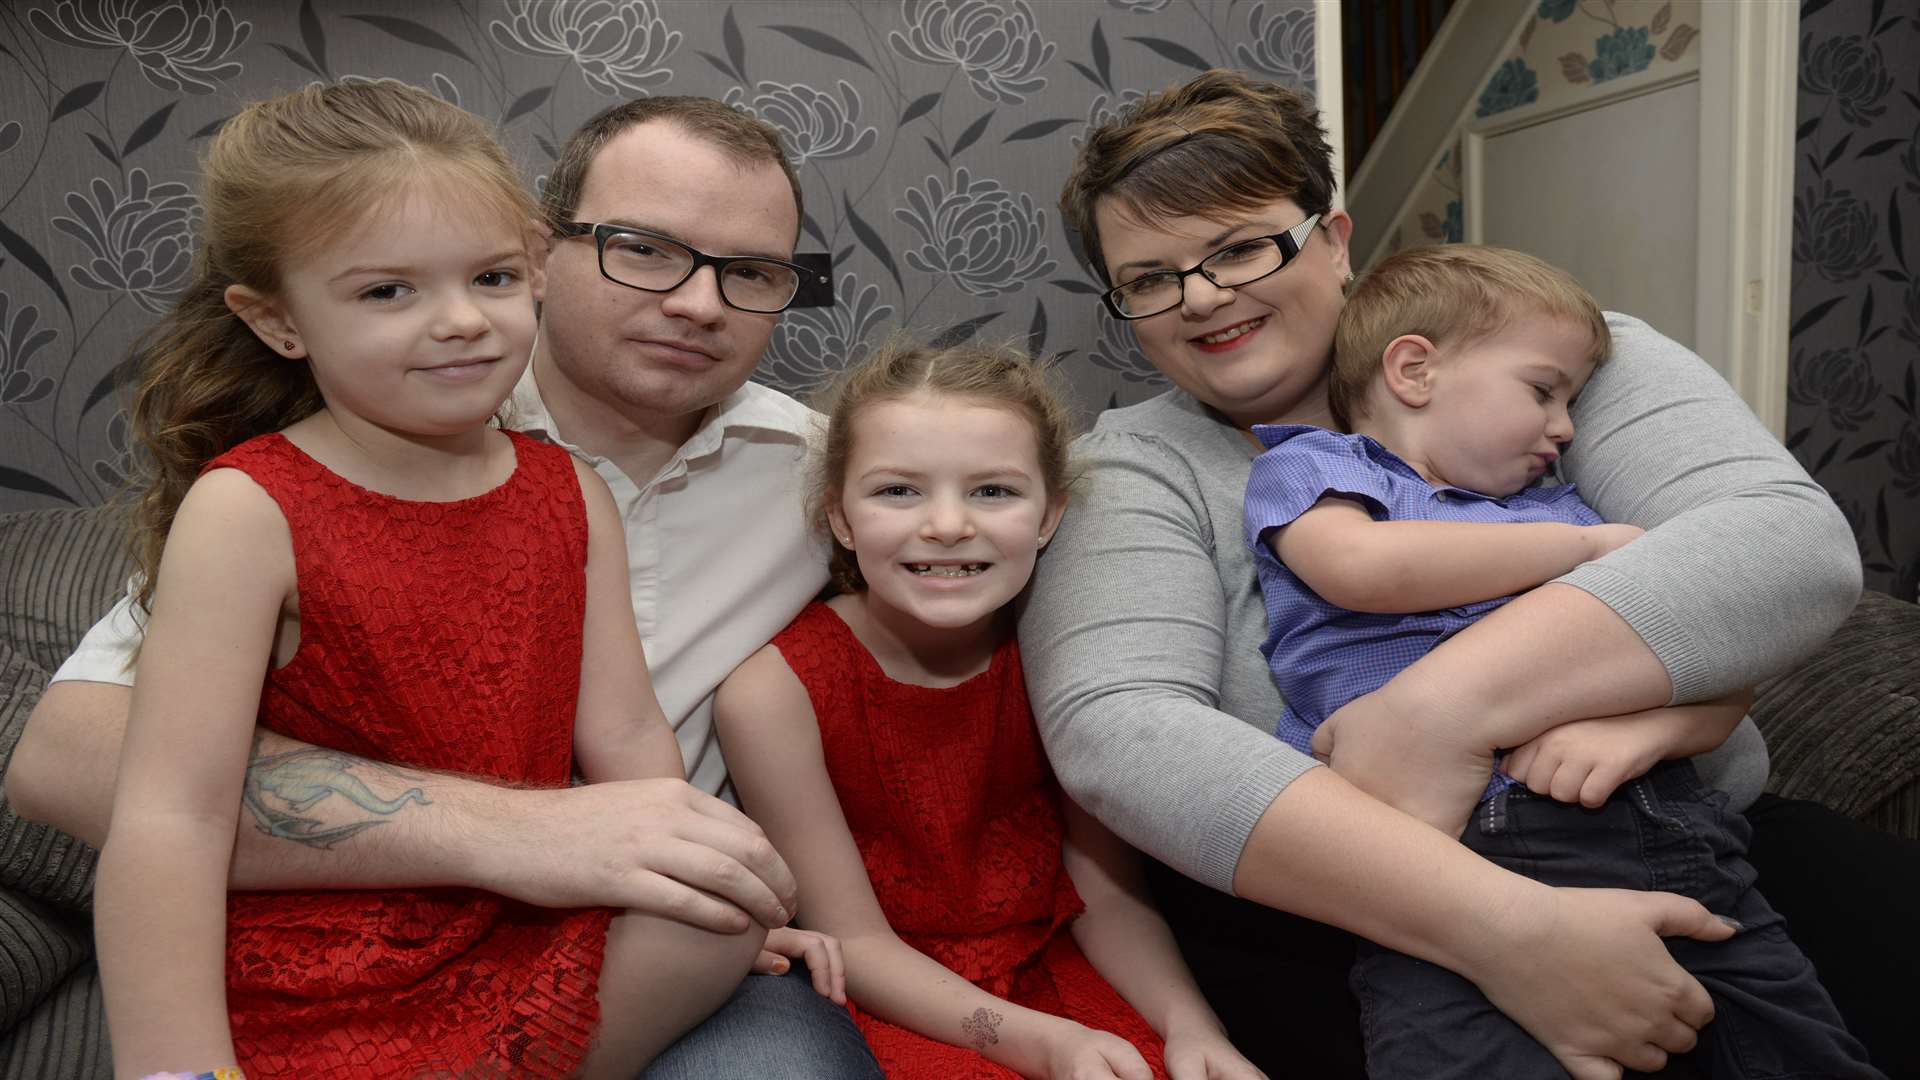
[592, 218, 792, 262]
[1111, 221, 1283, 277]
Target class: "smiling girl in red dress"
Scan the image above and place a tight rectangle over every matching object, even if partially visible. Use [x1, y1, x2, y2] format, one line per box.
[715, 340, 1262, 1080]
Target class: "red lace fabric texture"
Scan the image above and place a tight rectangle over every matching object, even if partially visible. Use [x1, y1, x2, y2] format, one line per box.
[205, 432, 610, 1079]
[772, 602, 1167, 1079]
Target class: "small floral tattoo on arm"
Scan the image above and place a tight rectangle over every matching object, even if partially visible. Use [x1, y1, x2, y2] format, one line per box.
[961, 1007, 1003, 1050]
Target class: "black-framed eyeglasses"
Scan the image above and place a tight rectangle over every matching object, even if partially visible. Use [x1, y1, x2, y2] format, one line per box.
[556, 222, 825, 314]
[1101, 213, 1324, 320]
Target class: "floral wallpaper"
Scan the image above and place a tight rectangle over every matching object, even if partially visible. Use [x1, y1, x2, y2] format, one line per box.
[0, 0, 1320, 514]
[1787, 0, 1918, 599]
[1375, 0, 1699, 259]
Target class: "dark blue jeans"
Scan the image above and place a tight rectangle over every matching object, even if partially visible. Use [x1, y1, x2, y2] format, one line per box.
[639, 961, 881, 1080]
[1352, 762, 1881, 1079]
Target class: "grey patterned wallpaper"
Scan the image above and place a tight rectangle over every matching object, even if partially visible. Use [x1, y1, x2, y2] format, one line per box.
[0, 0, 1319, 514]
[1788, 0, 1918, 598]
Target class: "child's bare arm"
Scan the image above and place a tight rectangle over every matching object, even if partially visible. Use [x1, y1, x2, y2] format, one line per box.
[1061, 801, 1266, 1079]
[569, 459, 683, 784]
[717, 648, 1152, 1078]
[1504, 690, 1753, 807]
[1272, 497, 1642, 614]
[96, 469, 291, 1075]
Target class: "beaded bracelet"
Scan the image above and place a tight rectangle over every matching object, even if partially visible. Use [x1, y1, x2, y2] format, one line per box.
[138, 1070, 245, 1080]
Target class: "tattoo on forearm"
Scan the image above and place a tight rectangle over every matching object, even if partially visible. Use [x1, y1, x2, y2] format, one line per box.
[961, 1007, 1003, 1050]
[241, 735, 430, 849]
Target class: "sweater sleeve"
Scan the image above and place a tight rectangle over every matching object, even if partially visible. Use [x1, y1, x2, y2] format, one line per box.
[1019, 427, 1317, 893]
[1556, 313, 1862, 702]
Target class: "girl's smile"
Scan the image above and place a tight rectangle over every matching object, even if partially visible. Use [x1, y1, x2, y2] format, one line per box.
[828, 394, 1065, 645]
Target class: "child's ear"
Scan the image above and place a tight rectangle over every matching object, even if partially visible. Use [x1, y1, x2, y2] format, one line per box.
[526, 220, 552, 303]
[1037, 490, 1068, 549]
[824, 498, 854, 550]
[1379, 333, 1438, 409]
[224, 284, 305, 359]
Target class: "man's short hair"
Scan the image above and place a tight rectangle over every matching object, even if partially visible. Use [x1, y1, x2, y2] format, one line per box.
[1330, 244, 1610, 430]
[540, 96, 803, 240]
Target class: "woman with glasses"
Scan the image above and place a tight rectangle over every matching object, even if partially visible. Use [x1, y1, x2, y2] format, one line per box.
[1023, 69, 1907, 1078]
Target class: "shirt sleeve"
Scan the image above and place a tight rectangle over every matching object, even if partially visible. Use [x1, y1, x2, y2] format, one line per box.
[1243, 426, 1393, 553]
[1556, 313, 1861, 701]
[49, 585, 143, 687]
[1019, 428, 1317, 892]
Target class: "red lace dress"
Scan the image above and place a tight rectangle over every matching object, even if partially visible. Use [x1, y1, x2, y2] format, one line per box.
[771, 602, 1167, 1080]
[205, 432, 610, 1079]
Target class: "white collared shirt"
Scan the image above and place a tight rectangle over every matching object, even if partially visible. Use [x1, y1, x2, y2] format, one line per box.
[54, 368, 830, 799]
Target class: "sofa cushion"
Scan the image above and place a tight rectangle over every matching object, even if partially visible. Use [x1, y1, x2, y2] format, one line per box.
[0, 965, 110, 1079]
[0, 887, 89, 1038]
[0, 509, 134, 676]
[0, 646, 96, 908]
[1754, 589, 1920, 835]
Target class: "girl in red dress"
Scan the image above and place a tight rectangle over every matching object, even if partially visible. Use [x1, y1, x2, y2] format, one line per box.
[94, 82, 762, 1080]
[716, 341, 1263, 1080]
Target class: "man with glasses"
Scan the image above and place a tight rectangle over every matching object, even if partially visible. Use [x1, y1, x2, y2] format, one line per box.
[10, 98, 880, 1077]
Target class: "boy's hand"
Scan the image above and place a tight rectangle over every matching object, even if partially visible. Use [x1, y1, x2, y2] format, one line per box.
[751, 927, 846, 1004]
[1581, 523, 1645, 561]
[1503, 714, 1667, 807]
[1311, 686, 1491, 837]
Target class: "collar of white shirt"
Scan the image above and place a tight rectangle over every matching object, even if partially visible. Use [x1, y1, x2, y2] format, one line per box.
[507, 364, 816, 484]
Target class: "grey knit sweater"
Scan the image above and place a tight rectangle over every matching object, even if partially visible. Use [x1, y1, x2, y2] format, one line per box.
[1020, 313, 1862, 893]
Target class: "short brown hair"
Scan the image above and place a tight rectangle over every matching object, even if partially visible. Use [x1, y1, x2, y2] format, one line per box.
[1330, 245, 1611, 430]
[1060, 69, 1335, 284]
[809, 336, 1079, 595]
[540, 96, 803, 237]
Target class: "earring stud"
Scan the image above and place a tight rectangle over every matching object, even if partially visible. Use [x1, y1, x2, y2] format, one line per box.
[283, 340, 296, 352]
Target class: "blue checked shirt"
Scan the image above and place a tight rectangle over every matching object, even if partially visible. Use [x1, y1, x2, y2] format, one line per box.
[1243, 424, 1604, 798]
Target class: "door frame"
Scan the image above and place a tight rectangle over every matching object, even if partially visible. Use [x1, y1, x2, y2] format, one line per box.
[1460, 4, 1798, 436]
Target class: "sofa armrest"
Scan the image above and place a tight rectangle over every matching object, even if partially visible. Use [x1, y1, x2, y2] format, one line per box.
[0, 646, 97, 909]
[1752, 589, 1920, 840]
[0, 509, 134, 676]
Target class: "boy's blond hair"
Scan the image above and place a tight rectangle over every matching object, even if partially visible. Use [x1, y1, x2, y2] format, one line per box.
[1330, 245, 1610, 430]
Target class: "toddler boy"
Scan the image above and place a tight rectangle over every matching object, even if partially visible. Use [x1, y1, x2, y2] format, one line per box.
[1243, 244, 1877, 1078]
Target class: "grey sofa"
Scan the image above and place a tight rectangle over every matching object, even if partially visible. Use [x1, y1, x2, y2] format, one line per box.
[1, 506, 1916, 1076]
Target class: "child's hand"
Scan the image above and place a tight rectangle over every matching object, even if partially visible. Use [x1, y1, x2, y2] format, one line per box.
[1503, 715, 1665, 807]
[751, 927, 846, 1004]
[1580, 523, 1645, 561]
[1311, 687, 1491, 837]
[1162, 1023, 1268, 1080]
[1042, 1018, 1155, 1080]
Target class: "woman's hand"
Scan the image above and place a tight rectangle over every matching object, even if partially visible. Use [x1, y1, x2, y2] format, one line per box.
[750, 926, 846, 1004]
[1467, 882, 1736, 1079]
[1161, 1018, 1268, 1080]
[1042, 1018, 1156, 1080]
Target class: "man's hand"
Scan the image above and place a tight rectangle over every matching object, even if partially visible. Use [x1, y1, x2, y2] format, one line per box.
[476, 777, 798, 932]
[1310, 687, 1490, 837]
